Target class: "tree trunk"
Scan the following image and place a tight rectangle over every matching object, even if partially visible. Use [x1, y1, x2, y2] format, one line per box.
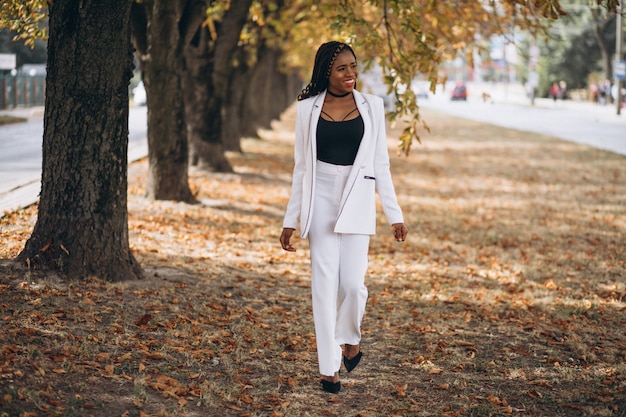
[266, 57, 301, 126]
[184, 0, 253, 171]
[182, 25, 234, 171]
[131, 0, 195, 202]
[16, 0, 143, 281]
[222, 47, 254, 151]
[239, 46, 301, 138]
[240, 45, 275, 138]
[223, 45, 301, 150]
[591, 8, 614, 83]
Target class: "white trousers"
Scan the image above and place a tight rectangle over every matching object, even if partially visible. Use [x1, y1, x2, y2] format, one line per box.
[308, 160, 370, 376]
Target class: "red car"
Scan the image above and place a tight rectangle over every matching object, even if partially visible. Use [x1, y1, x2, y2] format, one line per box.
[451, 82, 468, 101]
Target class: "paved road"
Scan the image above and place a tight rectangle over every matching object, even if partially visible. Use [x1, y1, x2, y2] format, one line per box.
[0, 110, 43, 196]
[419, 82, 626, 156]
[0, 106, 147, 214]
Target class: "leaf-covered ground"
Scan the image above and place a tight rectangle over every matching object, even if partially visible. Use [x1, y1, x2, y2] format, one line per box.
[1, 106, 625, 417]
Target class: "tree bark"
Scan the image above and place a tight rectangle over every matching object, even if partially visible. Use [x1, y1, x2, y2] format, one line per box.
[131, 0, 195, 202]
[239, 46, 301, 138]
[221, 47, 254, 151]
[184, 0, 253, 171]
[222, 44, 301, 150]
[17, 0, 143, 281]
[591, 8, 615, 82]
[182, 25, 234, 171]
[240, 45, 275, 138]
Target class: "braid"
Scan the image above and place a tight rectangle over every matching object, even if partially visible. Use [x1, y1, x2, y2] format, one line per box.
[298, 41, 355, 101]
[325, 43, 346, 78]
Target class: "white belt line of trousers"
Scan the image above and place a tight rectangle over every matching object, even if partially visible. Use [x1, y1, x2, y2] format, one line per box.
[308, 160, 370, 376]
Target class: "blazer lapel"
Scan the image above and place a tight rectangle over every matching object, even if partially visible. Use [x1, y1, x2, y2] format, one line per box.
[352, 90, 372, 168]
[337, 90, 373, 211]
[308, 93, 325, 163]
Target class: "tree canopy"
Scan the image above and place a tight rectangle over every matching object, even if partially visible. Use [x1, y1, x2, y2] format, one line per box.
[0, 0, 46, 42]
[537, 1, 617, 94]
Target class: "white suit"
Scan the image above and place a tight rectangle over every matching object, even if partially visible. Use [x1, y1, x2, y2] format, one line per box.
[282, 89, 404, 376]
[282, 89, 404, 236]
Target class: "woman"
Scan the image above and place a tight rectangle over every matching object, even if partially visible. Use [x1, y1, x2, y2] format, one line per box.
[279, 41, 408, 394]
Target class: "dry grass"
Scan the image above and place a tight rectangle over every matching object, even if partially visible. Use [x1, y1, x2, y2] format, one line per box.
[1, 105, 625, 417]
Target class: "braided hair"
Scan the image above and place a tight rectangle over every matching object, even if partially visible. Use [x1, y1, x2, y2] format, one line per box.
[298, 41, 356, 101]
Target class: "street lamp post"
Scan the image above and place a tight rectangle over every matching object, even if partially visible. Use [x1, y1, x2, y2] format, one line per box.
[616, 3, 623, 115]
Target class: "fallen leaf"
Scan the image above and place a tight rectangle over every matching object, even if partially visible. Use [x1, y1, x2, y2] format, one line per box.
[393, 383, 408, 397]
[136, 314, 152, 326]
[529, 379, 552, 387]
[526, 389, 542, 399]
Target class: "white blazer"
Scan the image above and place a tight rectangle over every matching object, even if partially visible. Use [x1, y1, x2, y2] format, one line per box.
[282, 89, 404, 238]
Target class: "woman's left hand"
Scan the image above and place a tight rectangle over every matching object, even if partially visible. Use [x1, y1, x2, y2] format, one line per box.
[391, 223, 408, 242]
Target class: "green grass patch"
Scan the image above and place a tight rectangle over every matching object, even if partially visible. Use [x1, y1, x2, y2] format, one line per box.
[0, 114, 27, 125]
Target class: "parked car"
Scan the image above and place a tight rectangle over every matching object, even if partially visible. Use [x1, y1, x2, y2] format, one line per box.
[397, 80, 430, 99]
[451, 82, 467, 101]
[413, 81, 431, 99]
[133, 81, 146, 106]
[414, 86, 430, 99]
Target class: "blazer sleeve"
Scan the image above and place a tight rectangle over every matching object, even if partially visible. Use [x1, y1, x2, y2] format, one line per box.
[370, 95, 405, 226]
[282, 102, 307, 230]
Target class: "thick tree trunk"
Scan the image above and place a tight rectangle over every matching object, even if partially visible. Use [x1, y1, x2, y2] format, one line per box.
[182, 26, 233, 172]
[239, 47, 301, 138]
[591, 9, 615, 84]
[184, 0, 253, 171]
[16, 0, 143, 281]
[223, 45, 301, 150]
[240, 45, 275, 138]
[132, 0, 195, 202]
[222, 48, 253, 151]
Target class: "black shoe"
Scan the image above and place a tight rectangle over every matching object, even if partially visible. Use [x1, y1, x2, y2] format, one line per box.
[343, 351, 363, 372]
[321, 379, 341, 393]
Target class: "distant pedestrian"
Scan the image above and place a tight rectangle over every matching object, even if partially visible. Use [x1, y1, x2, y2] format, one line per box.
[550, 82, 559, 102]
[589, 82, 598, 103]
[559, 80, 568, 100]
[599, 80, 611, 105]
[279, 41, 408, 394]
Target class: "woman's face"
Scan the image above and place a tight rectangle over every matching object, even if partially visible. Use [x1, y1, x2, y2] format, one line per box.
[327, 50, 358, 95]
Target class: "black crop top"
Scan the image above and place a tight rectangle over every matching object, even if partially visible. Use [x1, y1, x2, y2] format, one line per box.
[316, 115, 364, 166]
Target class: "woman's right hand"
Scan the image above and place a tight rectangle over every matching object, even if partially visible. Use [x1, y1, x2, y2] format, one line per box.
[391, 223, 408, 242]
[280, 228, 297, 252]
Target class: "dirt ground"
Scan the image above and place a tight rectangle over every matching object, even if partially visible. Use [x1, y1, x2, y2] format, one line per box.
[1, 105, 625, 417]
